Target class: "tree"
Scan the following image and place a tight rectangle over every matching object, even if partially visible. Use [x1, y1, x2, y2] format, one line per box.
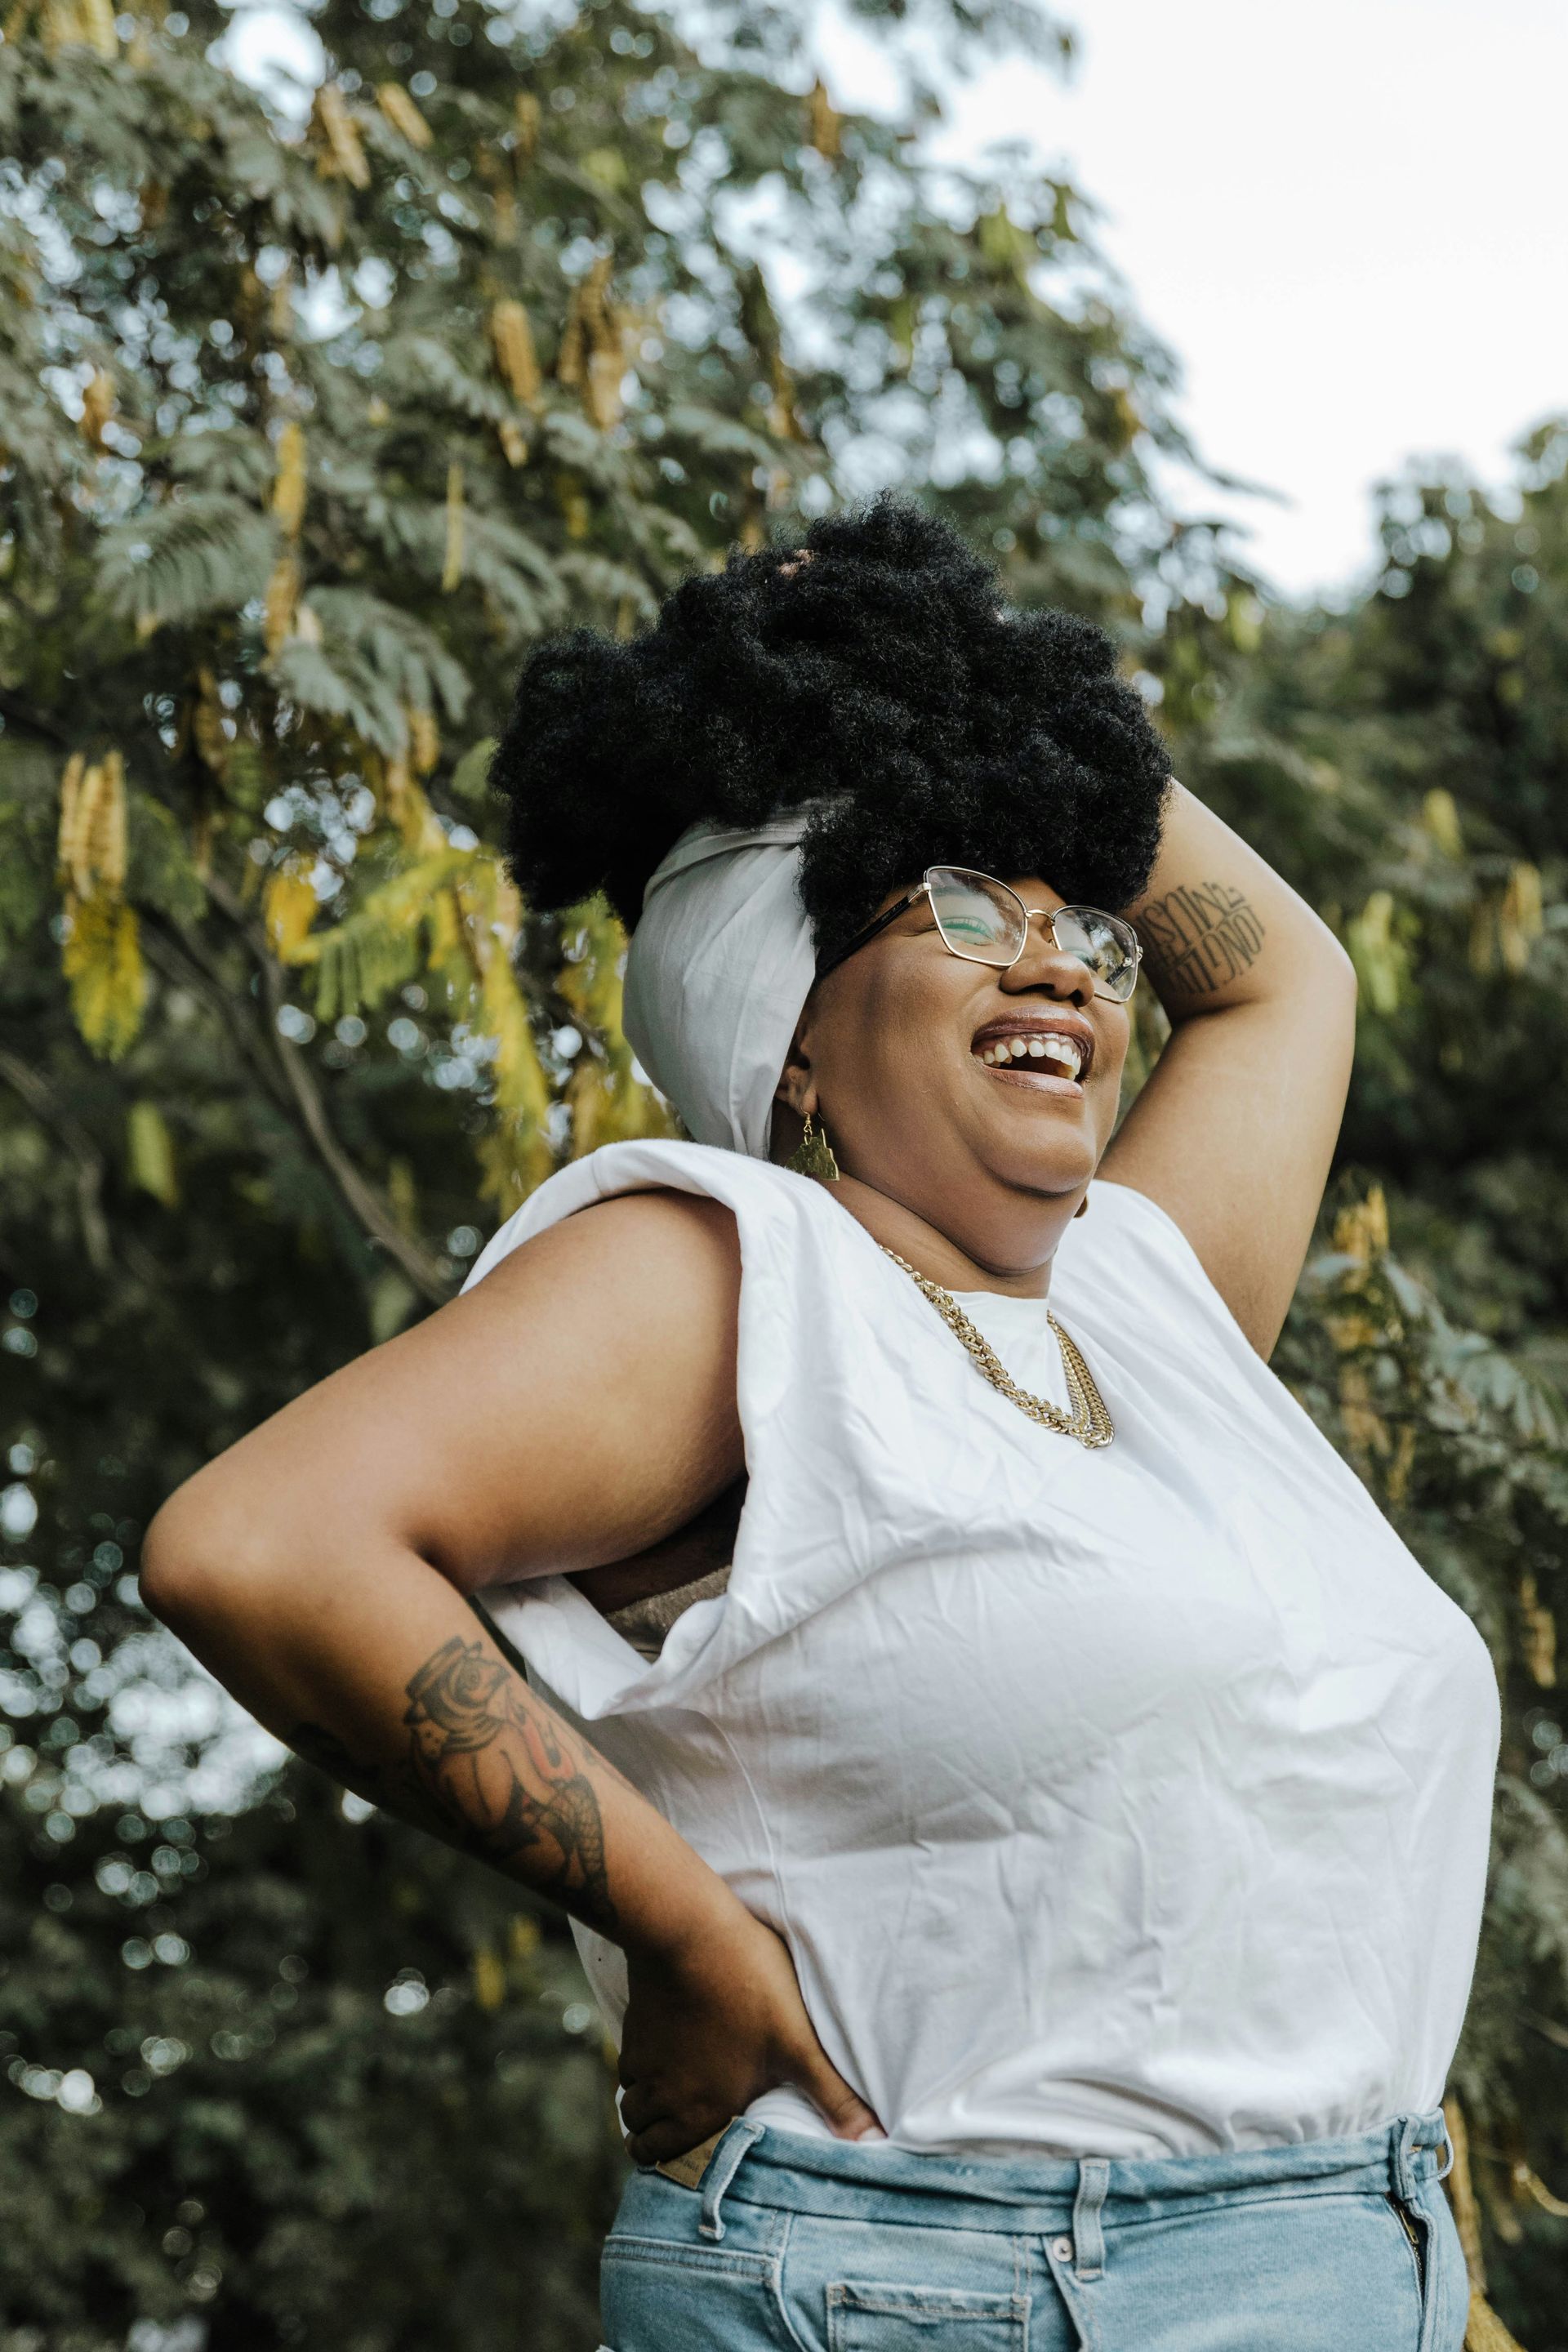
[3, 0, 1565, 2341]
[1158, 430, 1568, 2347]
[0, 0, 1250, 2345]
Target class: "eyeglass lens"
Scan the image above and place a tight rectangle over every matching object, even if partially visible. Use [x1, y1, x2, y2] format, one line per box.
[927, 869, 1138, 1000]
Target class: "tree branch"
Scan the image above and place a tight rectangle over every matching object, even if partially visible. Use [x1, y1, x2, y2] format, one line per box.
[200, 872, 452, 1305]
[0, 1047, 162, 1287]
[0, 688, 71, 749]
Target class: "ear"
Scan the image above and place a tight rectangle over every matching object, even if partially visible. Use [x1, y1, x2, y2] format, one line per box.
[768, 1017, 817, 1164]
[773, 1012, 817, 1119]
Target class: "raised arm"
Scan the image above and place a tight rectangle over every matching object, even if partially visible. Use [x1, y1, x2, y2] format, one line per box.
[140, 1192, 878, 2159]
[1098, 778, 1357, 1356]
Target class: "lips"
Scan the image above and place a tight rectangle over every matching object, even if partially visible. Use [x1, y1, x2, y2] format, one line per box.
[970, 1015, 1094, 1086]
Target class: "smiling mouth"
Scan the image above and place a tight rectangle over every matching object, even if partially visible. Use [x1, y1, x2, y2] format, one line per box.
[971, 1024, 1089, 1089]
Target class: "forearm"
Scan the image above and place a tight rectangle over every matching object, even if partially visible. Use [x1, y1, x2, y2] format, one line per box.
[140, 1509, 730, 1959]
[1126, 778, 1351, 1023]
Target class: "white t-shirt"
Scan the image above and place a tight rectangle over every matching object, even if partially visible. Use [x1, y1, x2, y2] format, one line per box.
[467, 1140, 1499, 2159]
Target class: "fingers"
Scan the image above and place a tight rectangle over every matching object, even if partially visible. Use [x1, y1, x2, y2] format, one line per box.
[620, 2072, 730, 2165]
[791, 2050, 884, 2143]
[625, 2112, 723, 2169]
[617, 2078, 660, 2138]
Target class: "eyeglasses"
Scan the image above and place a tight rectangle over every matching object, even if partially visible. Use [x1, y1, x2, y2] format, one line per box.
[814, 866, 1143, 1001]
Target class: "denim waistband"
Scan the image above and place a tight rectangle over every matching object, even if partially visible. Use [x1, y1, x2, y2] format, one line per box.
[684, 2111, 1451, 2243]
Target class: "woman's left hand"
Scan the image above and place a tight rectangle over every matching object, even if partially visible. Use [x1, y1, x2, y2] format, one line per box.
[617, 1886, 883, 2166]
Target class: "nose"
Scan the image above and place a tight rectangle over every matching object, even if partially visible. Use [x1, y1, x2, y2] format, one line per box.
[1000, 911, 1096, 1008]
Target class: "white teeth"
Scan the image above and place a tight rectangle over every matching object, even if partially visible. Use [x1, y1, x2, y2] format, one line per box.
[976, 1034, 1085, 1078]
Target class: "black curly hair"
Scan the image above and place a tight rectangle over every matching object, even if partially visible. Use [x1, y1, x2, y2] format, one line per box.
[490, 497, 1171, 962]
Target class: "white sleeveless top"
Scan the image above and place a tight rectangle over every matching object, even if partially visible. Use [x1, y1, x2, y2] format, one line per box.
[466, 1141, 1499, 2159]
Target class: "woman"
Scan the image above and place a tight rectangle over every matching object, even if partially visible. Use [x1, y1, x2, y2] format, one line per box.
[144, 501, 1498, 2350]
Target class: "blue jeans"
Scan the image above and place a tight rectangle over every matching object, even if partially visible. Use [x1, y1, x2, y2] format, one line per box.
[599, 2113, 1465, 2351]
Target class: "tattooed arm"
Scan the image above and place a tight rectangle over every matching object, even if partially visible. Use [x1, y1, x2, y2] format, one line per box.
[140, 1192, 880, 2161]
[1098, 777, 1357, 1356]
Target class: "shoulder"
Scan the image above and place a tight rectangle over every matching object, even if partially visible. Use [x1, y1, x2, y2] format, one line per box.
[1058, 1176, 1250, 1346]
[462, 1141, 843, 1294]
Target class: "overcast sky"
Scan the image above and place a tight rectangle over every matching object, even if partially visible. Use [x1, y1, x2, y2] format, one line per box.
[822, 0, 1568, 598]
[224, 0, 1568, 603]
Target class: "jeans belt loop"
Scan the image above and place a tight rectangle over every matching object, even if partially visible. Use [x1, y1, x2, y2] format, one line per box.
[1071, 2157, 1110, 2281]
[698, 2118, 765, 2242]
[1392, 2114, 1426, 2205]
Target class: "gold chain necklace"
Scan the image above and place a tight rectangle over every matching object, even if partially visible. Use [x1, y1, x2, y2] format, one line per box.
[880, 1248, 1116, 1450]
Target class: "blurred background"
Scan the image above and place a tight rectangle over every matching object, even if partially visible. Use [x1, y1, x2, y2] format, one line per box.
[1, 1, 1566, 2345]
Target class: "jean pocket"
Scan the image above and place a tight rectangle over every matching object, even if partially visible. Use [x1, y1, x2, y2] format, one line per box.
[602, 2235, 786, 2352]
[826, 2281, 1030, 2351]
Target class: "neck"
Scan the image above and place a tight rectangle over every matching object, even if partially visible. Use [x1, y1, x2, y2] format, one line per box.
[816, 1172, 1063, 1298]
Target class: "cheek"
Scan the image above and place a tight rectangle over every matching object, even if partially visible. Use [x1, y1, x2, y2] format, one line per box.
[817, 960, 969, 1103]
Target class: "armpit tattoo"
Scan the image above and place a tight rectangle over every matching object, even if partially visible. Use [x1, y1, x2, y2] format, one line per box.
[1139, 880, 1266, 998]
[285, 1637, 619, 1937]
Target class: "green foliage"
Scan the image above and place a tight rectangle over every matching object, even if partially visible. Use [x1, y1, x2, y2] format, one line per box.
[1, 0, 1566, 2343]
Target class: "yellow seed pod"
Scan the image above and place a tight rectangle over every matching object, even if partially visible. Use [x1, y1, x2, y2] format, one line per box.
[376, 82, 432, 149]
[1519, 1572, 1557, 1689]
[263, 554, 300, 656]
[1331, 1184, 1389, 1264]
[56, 753, 89, 893]
[190, 674, 229, 781]
[271, 420, 307, 538]
[407, 706, 440, 777]
[79, 0, 116, 56]
[60, 751, 127, 898]
[496, 419, 528, 469]
[555, 474, 590, 541]
[508, 1913, 541, 1961]
[806, 76, 842, 158]
[1421, 787, 1463, 858]
[61, 892, 147, 1062]
[585, 347, 625, 433]
[472, 1944, 506, 2012]
[385, 1156, 419, 1236]
[312, 82, 372, 190]
[441, 461, 465, 592]
[269, 257, 293, 341]
[1499, 861, 1543, 974]
[514, 89, 541, 160]
[1336, 1361, 1389, 1462]
[90, 750, 127, 893]
[78, 368, 116, 451]
[1347, 890, 1403, 1013]
[263, 857, 321, 963]
[127, 1100, 179, 1208]
[488, 298, 541, 407]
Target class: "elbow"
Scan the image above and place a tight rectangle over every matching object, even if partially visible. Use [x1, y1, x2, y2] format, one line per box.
[139, 1489, 212, 1637]
[140, 1480, 262, 1644]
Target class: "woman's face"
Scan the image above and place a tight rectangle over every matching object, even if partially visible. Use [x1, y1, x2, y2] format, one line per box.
[777, 875, 1132, 1275]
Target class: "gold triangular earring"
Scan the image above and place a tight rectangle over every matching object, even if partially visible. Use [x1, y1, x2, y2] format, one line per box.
[787, 1111, 840, 1180]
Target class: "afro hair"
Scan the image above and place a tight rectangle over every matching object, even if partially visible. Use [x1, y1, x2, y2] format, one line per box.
[490, 496, 1172, 961]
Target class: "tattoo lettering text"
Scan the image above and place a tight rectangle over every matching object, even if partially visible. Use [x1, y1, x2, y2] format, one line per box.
[1139, 880, 1266, 999]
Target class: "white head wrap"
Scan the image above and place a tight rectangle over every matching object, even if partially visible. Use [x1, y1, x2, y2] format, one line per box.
[621, 811, 818, 1159]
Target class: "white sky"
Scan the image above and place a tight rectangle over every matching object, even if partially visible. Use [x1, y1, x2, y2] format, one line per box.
[822, 0, 1568, 597]
[221, 0, 1568, 601]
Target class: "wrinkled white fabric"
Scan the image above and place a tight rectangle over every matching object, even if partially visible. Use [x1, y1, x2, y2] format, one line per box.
[620, 814, 817, 1158]
[468, 1140, 1500, 2160]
